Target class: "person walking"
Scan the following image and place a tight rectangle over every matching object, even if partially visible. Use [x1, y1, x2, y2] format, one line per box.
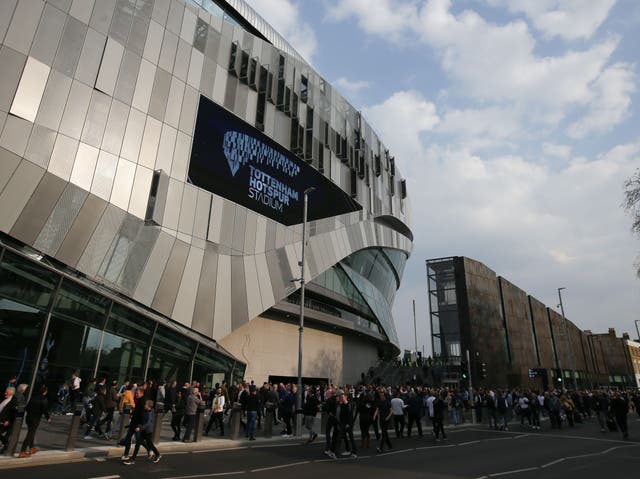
[374, 389, 393, 453]
[19, 386, 50, 458]
[84, 386, 106, 439]
[611, 391, 630, 439]
[171, 390, 185, 441]
[433, 391, 447, 441]
[123, 399, 161, 465]
[0, 387, 17, 454]
[242, 385, 260, 440]
[333, 391, 357, 458]
[356, 388, 374, 448]
[390, 391, 406, 438]
[98, 381, 118, 439]
[120, 388, 145, 461]
[303, 386, 318, 444]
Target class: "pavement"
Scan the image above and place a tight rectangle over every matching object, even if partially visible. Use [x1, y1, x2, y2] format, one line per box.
[0, 410, 482, 470]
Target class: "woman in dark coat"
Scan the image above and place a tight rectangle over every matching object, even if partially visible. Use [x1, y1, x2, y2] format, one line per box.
[19, 386, 50, 457]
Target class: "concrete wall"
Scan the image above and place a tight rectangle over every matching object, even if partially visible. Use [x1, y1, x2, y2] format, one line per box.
[218, 316, 378, 385]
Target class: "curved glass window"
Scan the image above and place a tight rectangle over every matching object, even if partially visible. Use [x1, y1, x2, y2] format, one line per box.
[342, 248, 407, 304]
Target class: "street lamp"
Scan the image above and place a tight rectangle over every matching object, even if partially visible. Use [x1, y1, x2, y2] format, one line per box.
[635, 319, 640, 342]
[557, 287, 578, 390]
[295, 187, 314, 436]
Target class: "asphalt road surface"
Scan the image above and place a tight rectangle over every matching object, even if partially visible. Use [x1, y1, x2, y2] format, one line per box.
[7, 421, 640, 479]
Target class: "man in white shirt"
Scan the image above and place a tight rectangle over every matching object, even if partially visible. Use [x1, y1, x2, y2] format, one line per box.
[390, 392, 406, 438]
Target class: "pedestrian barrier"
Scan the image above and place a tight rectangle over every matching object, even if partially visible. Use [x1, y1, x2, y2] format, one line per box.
[6, 407, 24, 456]
[194, 407, 205, 442]
[264, 409, 273, 438]
[229, 403, 242, 440]
[153, 402, 164, 445]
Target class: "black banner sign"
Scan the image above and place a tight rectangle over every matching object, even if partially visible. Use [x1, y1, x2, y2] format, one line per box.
[188, 96, 361, 226]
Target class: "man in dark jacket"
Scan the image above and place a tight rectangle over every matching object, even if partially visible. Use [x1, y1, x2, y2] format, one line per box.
[333, 391, 357, 458]
[85, 387, 106, 439]
[19, 386, 50, 457]
[611, 391, 630, 439]
[406, 391, 423, 437]
[120, 388, 145, 460]
[98, 381, 118, 439]
[242, 385, 260, 440]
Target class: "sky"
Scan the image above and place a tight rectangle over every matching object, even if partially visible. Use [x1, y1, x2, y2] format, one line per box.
[244, 0, 640, 354]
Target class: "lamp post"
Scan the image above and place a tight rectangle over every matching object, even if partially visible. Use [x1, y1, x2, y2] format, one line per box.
[557, 287, 578, 390]
[295, 187, 314, 436]
[635, 320, 640, 342]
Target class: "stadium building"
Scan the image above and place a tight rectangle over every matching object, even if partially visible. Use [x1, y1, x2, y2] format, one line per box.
[0, 0, 412, 392]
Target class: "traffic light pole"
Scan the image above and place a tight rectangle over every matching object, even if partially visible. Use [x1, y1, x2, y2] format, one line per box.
[466, 349, 476, 424]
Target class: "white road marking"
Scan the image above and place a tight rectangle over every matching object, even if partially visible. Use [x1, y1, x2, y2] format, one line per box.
[250, 461, 310, 472]
[458, 440, 481, 445]
[87, 475, 120, 479]
[489, 467, 538, 476]
[376, 448, 413, 457]
[541, 458, 565, 468]
[161, 472, 246, 479]
[250, 443, 300, 449]
[192, 447, 248, 454]
[163, 451, 190, 455]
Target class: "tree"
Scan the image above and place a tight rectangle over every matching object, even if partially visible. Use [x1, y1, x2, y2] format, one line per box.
[623, 168, 640, 276]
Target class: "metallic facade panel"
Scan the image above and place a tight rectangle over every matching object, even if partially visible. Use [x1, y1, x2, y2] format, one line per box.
[75, 28, 106, 87]
[165, 76, 185, 128]
[0, 1, 18, 46]
[191, 242, 218, 336]
[0, 114, 33, 157]
[172, 244, 205, 327]
[186, 49, 203, 89]
[35, 69, 72, 131]
[91, 150, 118, 200]
[230, 255, 248, 329]
[152, 238, 190, 316]
[48, 133, 78, 181]
[95, 37, 124, 96]
[148, 66, 172, 121]
[110, 0, 134, 45]
[3, 0, 44, 55]
[158, 28, 178, 72]
[120, 107, 146, 162]
[33, 182, 88, 255]
[207, 195, 223, 244]
[101, 98, 129, 155]
[59, 79, 92, 139]
[243, 210, 257, 254]
[24, 123, 57, 169]
[170, 131, 191, 181]
[89, 0, 116, 35]
[180, 7, 197, 44]
[114, 49, 141, 105]
[192, 189, 210, 240]
[219, 199, 235, 248]
[211, 64, 227, 105]
[177, 183, 198, 236]
[70, 142, 100, 191]
[10, 172, 66, 246]
[128, 164, 153, 219]
[232, 206, 247, 253]
[133, 230, 174, 305]
[110, 157, 136, 210]
[55, 193, 107, 267]
[137, 115, 162, 169]
[173, 39, 191, 82]
[132, 58, 156, 113]
[143, 19, 164, 64]
[69, 0, 94, 23]
[30, 3, 66, 66]
[128, 12, 150, 56]
[165, 0, 184, 36]
[162, 177, 183, 231]
[10, 55, 50, 122]
[81, 89, 111, 147]
[0, 159, 45, 232]
[117, 221, 160, 293]
[254, 252, 274, 308]
[0, 46, 27, 112]
[154, 122, 177, 172]
[178, 84, 198, 135]
[254, 215, 266, 254]
[244, 255, 262, 320]
[264, 249, 286, 301]
[152, 0, 171, 26]
[53, 15, 87, 77]
[0, 147, 22, 195]
[212, 253, 231, 339]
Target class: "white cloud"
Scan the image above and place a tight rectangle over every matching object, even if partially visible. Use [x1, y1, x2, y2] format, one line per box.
[334, 77, 371, 94]
[362, 90, 439, 162]
[486, 0, 617, 41]
[245, 0, 318, 61]
[567, 62, 636, 139]
[326, 0, 419, 43]
[543, 142, 572, 159]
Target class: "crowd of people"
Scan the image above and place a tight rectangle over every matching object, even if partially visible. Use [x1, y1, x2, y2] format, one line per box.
[1, 373, 639, 464]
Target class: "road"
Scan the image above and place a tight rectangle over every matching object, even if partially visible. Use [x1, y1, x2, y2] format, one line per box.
[7, 421, 640, 479]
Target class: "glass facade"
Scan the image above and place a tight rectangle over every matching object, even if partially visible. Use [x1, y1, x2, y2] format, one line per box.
[427, 258, 460, 359]
[0, 239, 243, 396]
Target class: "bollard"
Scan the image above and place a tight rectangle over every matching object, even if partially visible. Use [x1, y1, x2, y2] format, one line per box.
[264, 408, 273, 438]
[117, 404, 131, 443]
[7, 406, 25, 456]
[66, 403, 84, 451]
[194, 407, 205, 442]
[229, 403, 242, 440]
[153, 402, 164, 445]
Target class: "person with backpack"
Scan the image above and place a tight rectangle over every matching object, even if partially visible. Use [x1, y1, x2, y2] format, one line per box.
[122, 399, 161, 465]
